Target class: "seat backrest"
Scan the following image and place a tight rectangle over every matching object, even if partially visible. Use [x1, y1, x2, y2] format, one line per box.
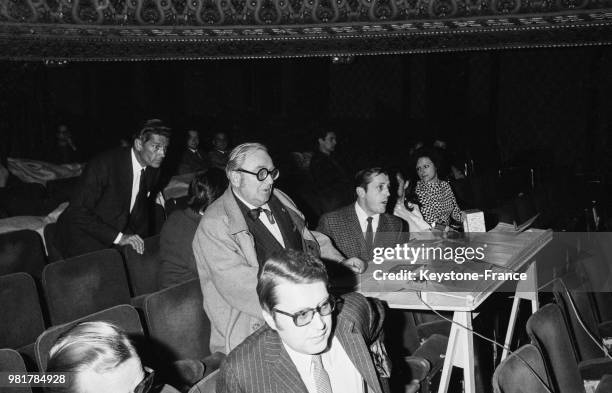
[35, 304, 143, 371]
[552, 277, 604, 362]
[0, 229, 46, 280]
[122, 235, 162, 297]
[188, 370, 218, 393]
[492, 344, 551, 393]
[526, 303, 585, 393]
[42, 249, 132, 325]
[0, 272, 46, 349]
[144, 279, 211, 361]
[0, 348, 32, 393]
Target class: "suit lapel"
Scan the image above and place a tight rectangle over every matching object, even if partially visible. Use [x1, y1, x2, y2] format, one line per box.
[346, 206, 369, 261]
[120, 148, 134, 213]
[373, 214, 389, 248]
[336, 318, 383, 393]
[264, 331, 308, 393]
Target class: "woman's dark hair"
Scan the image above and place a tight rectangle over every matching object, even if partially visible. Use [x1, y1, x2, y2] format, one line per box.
[410, 147, 447, 181]
[187, 168, 228, 213]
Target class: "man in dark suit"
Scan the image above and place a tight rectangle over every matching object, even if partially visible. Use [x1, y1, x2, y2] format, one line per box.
[216, 249, 421, 393]
[177, 129, 208, 175]
[56, 119, 171, 258]
[317, 167, 409, 263]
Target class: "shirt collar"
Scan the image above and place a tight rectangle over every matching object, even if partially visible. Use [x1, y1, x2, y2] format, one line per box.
[281, 337, 339, 376]
[354, 201, 379, 223]
[282, 342, 314, 377]
[130, 148, 146, 174]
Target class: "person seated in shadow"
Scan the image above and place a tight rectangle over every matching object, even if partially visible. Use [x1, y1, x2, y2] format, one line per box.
[177, 129, 208, 175]
[158, 168, 227, 289]
[309, 126, 353, 215]
[45, 321, 179, 393]
[206, 131, 230, 170]
[50, 124, 80, 164]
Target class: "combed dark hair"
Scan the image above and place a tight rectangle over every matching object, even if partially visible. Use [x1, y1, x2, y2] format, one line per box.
[133, 119, 172, 143]
[45, 322, 138, 393]
[188, 168, 228, 213]
[354, 167, 389, 190]
[256, 249, 328, 312]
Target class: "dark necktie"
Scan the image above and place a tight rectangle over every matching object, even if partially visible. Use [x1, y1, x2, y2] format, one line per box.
[248, 207, 276, 224]
[132, 168, 146, 213]
[312, 355, 332, 393]
[365, 216, 374, 251]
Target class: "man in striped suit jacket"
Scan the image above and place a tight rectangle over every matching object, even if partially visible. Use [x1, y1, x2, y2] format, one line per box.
[317, 167, 410, 263]
[216, 249, 420, 393]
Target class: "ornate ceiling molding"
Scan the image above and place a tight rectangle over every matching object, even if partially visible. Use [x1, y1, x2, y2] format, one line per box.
[0, 0, 611, 60]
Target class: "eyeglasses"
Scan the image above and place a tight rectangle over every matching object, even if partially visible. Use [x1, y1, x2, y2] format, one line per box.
[134, 367, 155, 393]
[273, 297, 336, 327]
[236, 167, 280, 182]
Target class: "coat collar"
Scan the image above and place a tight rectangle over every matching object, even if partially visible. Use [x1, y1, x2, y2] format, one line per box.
[222, 187, 305, 237]
[345, 205, 369, 258]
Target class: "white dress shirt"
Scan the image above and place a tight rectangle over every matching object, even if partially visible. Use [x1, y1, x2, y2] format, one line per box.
[234, 191, 285, 247]
[113, 149, 146, 244]
[355, 202, 380, 235]
[283, 336, 365, 393]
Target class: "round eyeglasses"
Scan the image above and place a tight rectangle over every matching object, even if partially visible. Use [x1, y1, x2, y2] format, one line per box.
[236, 167, 280, 182]
[273, 297, 336, 327]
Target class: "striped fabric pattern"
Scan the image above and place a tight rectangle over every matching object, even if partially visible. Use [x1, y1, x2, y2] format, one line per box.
[216, 292, 384, 393]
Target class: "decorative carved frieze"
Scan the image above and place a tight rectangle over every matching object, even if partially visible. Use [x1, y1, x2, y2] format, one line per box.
[0, 0, 610, 59]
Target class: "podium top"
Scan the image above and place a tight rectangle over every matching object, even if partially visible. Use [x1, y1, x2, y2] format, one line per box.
[358, 229, 553, 311]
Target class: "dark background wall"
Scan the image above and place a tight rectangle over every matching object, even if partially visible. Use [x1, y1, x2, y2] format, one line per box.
[1, 46, 611, 178]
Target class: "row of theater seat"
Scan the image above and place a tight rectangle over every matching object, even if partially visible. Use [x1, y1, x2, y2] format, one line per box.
[0, 228, 163, 299]
[0, 272, 218, 392]
[0, 231, 221, 392]
[492, 234, 612, 393]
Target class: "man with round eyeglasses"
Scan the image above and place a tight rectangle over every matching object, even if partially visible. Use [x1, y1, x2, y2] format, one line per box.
[215, 249, 421, 393]
[193, 142, 367, 355]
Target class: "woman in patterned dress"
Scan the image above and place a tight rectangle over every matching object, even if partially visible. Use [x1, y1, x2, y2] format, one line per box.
[394, 149, 463, 231]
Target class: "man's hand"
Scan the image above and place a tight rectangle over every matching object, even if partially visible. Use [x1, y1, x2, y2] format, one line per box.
[119, 234, 144, 254]
[342, 257, 367, 274]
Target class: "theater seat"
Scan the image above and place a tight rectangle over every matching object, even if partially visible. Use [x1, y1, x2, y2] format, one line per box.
[526, 303, 612, 393]
[121, 235, 162, 297]
[0, 348, 32, 393]
[144, 279, 224, 389]
[552, 277, 605, 362]
[42, 249, 132, 325]
[144, 279, 213, 361]
[0, 272, 46, 369]
[0, 230, 46, 280]
[35, 304, 143, 372]
[492, 344, 551, 393]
